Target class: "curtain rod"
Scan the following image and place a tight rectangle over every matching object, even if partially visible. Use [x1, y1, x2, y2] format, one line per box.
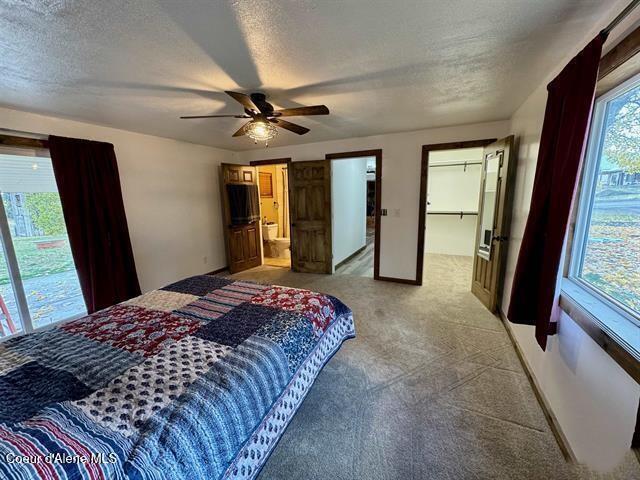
[602, 0, 640, 36]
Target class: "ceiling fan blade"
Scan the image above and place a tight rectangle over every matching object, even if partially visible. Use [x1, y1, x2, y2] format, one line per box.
[274, 105, 329, 117]
[232, 121, 252, 137]
[225, 91, 259, 112]
[180, 114, 250, 119]
[271, 118, 310, 135]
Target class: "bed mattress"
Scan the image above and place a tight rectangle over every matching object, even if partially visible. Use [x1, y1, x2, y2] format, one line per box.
[0, 275, 355, 479]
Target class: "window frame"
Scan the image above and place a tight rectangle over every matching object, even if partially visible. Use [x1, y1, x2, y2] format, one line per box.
[566, 71, 640, 331]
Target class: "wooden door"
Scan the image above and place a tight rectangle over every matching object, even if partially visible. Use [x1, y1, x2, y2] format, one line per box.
[220, 163, 262, 274]
[471, 136, 516, 312]
[289, 160, 332, 273]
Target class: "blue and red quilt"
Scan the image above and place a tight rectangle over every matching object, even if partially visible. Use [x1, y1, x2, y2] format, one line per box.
[0, 275, 355, 479]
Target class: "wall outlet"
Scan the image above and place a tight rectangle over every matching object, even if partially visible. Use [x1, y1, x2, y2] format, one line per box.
[203, 256, 208, 264]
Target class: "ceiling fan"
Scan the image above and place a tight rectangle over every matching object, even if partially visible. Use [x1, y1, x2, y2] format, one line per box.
[180, 91, 330, 145]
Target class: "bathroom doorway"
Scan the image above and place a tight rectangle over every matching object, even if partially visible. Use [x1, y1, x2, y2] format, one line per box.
[251, 158, 292, 269]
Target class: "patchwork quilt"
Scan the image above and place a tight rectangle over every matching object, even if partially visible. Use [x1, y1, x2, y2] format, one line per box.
[0, 275, 355, 480]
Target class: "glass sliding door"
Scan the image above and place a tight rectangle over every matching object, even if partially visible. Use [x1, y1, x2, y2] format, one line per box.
[0, 145, 86, 339]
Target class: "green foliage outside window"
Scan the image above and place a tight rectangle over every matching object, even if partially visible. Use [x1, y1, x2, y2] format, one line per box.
[24, 192, 66, 236]
[604, 87, 640, 174]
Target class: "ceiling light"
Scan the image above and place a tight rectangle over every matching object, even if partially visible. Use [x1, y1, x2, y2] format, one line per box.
[245, 120, 277, 146]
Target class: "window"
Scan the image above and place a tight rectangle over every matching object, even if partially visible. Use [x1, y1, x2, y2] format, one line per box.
[259, 172, 273, 198]
[569, 72, 640, 326]
[0, 146, 86, 340]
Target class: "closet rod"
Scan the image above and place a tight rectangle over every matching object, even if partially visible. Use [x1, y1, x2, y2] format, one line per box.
[427, 211, 478, 219]
[429, 160, 482, 171]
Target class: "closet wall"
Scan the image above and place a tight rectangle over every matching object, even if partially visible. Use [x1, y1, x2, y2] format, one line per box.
[425, 147, 483, 256]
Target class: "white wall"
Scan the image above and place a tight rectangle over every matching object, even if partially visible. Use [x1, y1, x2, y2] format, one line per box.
[426, 148, 483, 256]
[238, 120, 510, 280]
[502, 4, 640, 470]
[0, 107, 237, 292]
[331, 157, 367, 270]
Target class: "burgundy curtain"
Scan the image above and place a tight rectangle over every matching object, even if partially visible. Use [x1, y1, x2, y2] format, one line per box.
[48, 135, 141, 313]
[507, 33, 607, 350]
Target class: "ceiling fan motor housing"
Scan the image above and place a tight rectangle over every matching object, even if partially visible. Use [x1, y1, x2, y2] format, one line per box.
[249, 92, 274, 115]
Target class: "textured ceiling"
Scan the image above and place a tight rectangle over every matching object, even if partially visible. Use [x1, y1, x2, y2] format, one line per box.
[0, 0, 618, 151]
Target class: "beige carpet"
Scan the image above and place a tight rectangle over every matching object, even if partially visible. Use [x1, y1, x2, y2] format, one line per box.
[227, 254, 639, 480]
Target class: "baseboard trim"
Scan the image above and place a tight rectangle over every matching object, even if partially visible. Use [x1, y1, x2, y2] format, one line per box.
[334, 245, 366, 270]
[376, 275, 420, 285]
[207, 266, 229, 276]
[497, 308, 577, 463]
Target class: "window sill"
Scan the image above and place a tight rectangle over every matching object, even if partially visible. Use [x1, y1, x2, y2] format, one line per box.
[560, 279, 640, 384]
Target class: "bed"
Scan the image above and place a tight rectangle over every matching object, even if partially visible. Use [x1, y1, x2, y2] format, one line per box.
[0, 275, 355, 479]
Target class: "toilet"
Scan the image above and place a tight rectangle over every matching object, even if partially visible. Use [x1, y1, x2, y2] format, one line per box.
[262, 224, 290, 259]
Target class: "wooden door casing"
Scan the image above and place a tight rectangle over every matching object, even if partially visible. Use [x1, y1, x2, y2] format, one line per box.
[220, 163, 263, 274]
[471, 136, 516, 312]
[289, 160, 332, 273]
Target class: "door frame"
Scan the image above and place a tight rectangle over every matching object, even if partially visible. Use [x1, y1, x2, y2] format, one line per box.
[416, 139, 496, 286]
[325, 149, 382, 280]
[249, 158, 293, 270]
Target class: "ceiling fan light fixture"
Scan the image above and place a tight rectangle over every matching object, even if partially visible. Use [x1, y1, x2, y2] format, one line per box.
[246, 120, 277, 145]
